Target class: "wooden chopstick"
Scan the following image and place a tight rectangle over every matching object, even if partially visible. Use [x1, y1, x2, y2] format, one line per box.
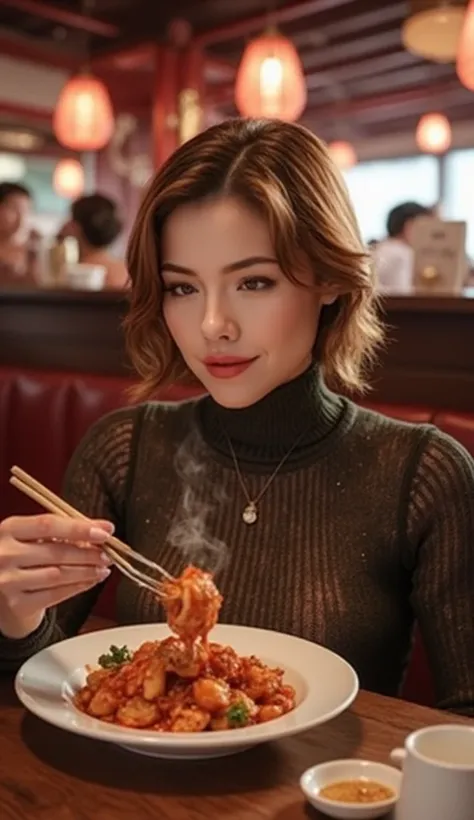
[10, 466, 174, 582]
[9, 474, 169, 595]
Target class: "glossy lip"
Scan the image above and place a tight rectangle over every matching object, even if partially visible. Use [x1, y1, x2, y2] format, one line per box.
[203, 355, 259, 379]
[203, 356, 257, 366]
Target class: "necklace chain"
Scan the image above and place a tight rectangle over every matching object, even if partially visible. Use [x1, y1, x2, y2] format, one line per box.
[224, 425, 311, 524]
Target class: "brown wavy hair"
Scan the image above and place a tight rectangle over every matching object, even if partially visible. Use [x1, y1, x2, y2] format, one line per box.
[125, 118, 384, 401]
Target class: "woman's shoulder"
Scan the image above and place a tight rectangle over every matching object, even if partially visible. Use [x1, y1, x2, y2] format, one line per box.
[348, 401, 430, 444]
[76, 398, 198, 454]
[349, 402, 474, 491]
[64, 399, 198, 503]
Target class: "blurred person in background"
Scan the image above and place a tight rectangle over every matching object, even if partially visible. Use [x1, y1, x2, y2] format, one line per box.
[372, 201, 432, 295]
[58, 193, 129, 290]
[0, 182, 41, 285]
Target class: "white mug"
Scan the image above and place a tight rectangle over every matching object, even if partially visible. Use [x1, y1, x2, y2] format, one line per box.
[390, 724, 474, 820]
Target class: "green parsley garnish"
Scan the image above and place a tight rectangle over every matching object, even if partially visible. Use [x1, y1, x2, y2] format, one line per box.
[227, 700, 250, 727]
[98, 644, 132, 669]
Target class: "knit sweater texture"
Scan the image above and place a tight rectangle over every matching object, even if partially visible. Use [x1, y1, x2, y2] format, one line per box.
[1, 369, 473, 714]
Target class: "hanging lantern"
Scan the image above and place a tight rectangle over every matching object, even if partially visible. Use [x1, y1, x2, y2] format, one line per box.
[402, 1, 465, 63]
[457, 0, 474, 89]
[416, 113, 451, 154]
[235, 29, 307, 121]
[53, 73, 114, 151]
[328, 141, 357, 170]
[53, 158, 85, 198]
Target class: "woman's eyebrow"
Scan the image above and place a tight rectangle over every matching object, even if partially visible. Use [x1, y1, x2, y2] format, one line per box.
[161, 256, 278, 275]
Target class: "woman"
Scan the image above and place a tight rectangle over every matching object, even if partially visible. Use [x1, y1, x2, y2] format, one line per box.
[0, 182, 39, 284]
[59, 193, 129, 290]
[0, 119, 472, 713]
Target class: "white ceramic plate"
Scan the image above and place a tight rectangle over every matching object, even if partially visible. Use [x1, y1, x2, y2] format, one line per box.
[15, 623, 359, 760]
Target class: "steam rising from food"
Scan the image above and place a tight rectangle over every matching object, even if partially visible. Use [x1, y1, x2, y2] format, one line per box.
[166, 431, 229, 574]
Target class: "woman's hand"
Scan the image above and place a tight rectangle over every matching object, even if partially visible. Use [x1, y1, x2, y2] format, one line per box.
[0, 514, 114, 640]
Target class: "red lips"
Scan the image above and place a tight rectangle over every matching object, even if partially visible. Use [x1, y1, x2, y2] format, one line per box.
[203, 356, 258, 379]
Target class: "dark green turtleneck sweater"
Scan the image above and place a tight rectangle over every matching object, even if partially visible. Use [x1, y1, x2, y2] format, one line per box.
[1, 370, 473, 714]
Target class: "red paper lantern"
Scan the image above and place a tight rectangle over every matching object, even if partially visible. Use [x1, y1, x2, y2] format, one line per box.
[53, 74, 114, 151]
[416, 113, 451, 154]
[328, 141, 357, 170]
[235, 31, 307, 121]
[53, 158, 85, 198]
[457, 0, 474, 90]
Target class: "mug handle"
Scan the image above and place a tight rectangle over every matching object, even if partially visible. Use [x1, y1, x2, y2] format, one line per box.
[390, 748, 407, 768]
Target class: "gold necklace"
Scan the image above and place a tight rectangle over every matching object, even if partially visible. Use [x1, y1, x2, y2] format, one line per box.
[225, 426, 310, 525]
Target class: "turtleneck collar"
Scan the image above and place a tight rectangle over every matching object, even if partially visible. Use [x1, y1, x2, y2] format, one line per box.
[195, 366, 351, 472]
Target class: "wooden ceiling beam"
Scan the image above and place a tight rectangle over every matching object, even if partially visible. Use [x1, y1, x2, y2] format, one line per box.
[302, 28, 403, 71]
[195, 0, 360, 46]
[90, 40, 235, 84]
[303, 65, 456, 112]
[341, 63, 454, 100]
[91, 41, 156, 71]
[206, 3, 405, 56]
[0, 0, 119, 38]
[0, 32, 81, 69]
[310, 2, 405, 40]
[305, 80, 470, 122]
[361, 107, 468, 137]
[305, 50, 418, 91]
[0, 100, 53, 123]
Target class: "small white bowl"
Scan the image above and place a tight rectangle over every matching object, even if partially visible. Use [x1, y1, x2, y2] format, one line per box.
[300, 759, 401, 819]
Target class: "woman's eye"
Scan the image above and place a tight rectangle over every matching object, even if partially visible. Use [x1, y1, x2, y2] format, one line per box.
[163, 283, 197, 297]
[239, 277, 275, 292]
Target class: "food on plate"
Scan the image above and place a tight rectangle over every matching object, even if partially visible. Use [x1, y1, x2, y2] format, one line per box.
[319, 779, 396, 803]
[161, 565, 223, 648]
[73, 565, 296, 732]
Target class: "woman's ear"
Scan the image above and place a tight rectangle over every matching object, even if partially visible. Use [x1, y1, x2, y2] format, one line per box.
[320, 283, 341, 306]
[320, 292, 338, 306]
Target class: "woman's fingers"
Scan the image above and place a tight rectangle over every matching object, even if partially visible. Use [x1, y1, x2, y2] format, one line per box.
[0, 513, 115, 637]
[2, 564, 111, 593]
[24, 579, 108, 611]
[0, 514, 114, 543]
[15, 541, 112, 569]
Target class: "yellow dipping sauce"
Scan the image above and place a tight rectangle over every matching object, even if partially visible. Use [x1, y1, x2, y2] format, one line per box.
[320, 779, 395, 804]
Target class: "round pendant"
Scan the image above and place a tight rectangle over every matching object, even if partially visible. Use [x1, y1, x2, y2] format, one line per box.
[242, 504, 257, 525]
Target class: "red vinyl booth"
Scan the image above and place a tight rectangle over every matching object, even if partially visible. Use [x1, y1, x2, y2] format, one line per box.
[2, 366, 474, 708]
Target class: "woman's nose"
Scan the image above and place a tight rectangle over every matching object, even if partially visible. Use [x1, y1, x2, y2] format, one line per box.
[201, 296, 239, 341]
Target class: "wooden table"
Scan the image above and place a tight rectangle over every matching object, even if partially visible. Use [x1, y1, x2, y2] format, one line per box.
[0, 669, 470, 820]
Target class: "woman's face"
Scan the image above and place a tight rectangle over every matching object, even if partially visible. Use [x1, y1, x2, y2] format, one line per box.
[0, 194, 30, 240]
[161, 196, 335, 409]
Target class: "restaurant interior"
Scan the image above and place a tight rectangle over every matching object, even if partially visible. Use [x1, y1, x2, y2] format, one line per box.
[0, 1, 474, 817]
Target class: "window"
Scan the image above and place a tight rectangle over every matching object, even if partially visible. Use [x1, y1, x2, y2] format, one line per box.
[443, 149, 474, 260]
[343, 156, 440, 244]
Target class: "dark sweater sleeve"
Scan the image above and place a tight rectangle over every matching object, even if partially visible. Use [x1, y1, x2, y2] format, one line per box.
[407, 426, 474, 715]
[0, 406, 138, 672]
